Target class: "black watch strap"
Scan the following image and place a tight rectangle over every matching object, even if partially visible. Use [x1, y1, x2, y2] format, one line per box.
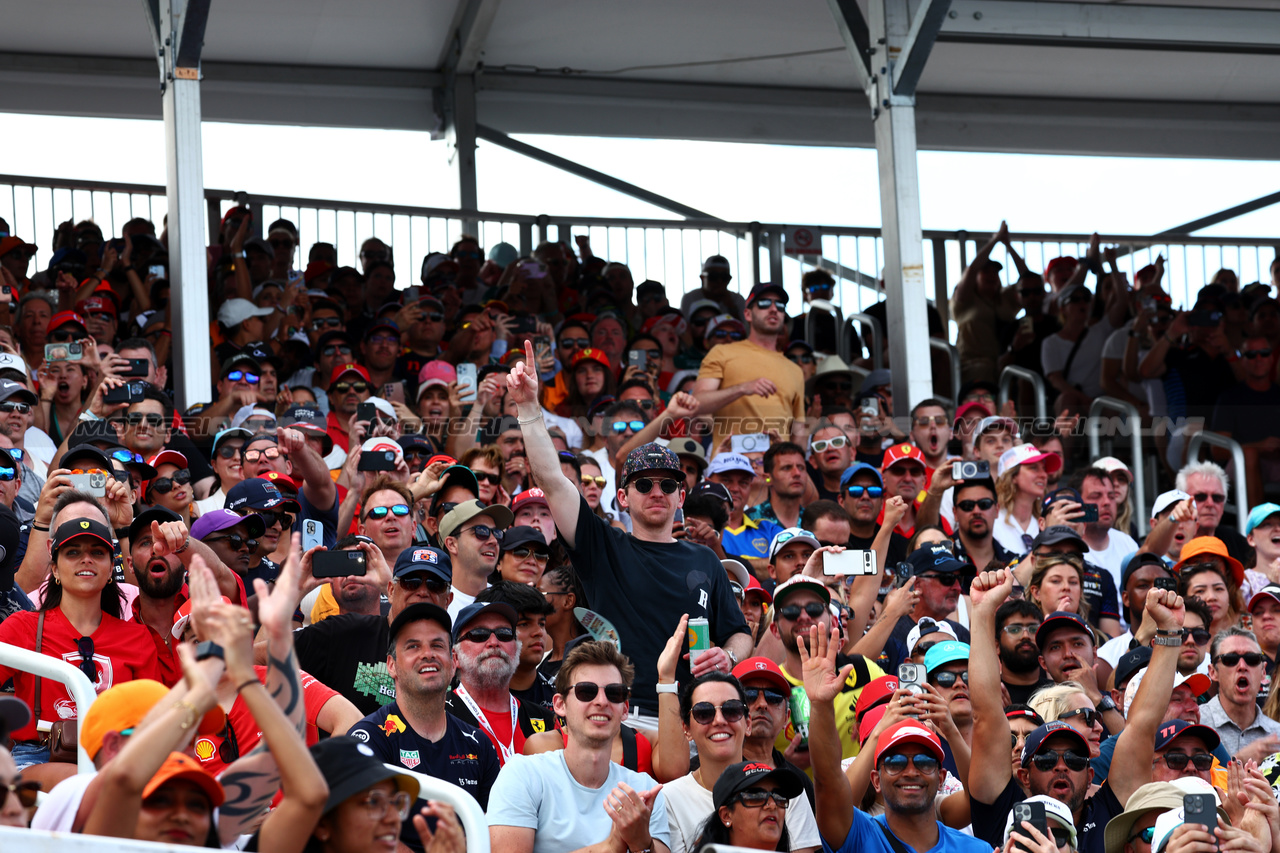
[195, 641, 224, 661]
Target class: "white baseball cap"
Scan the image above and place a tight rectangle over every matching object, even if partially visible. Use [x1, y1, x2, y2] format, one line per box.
[1151, 489, 1191, 518]
[996, 444, 1063, 479]
[216, 298, 275, 328]
[707, 452, 755, 477]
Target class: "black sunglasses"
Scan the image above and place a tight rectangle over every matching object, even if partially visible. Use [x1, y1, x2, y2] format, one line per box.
[0, 401, 31, 415]
[2, 777, 40, 808]
[459, 626, 516, 644]
[743, 687, 787, 707]
[786, 353, 816, 365]
[734, 788, 789, 809]
[253, 510, 294, 529]
[74, 636, 96, 683]
[956, 498, 996, 512]
[1030, 749, 1090, 772]
[149, 469, 191, 494]
[690, 700, 748, 725]
[1214, 652, 1265, 667]
[931, 670, 968, 688]
[205, 533, 259, 552]
[474, 471, 501, 485]
[126, 413, 165, 428]
[507, 546, 549, 564]
[1156, 752, 1214, 772]
[777, 602, 827, 621]
[568, 682, 630, 704]
[395, 574, 450, 595]
[1059, 707, 1098, 727]
[631, 477, 679, 495]
[1179, 627, 1211, 645]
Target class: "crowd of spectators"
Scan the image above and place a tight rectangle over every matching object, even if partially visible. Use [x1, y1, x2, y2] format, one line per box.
[0, 212, 1278, 853]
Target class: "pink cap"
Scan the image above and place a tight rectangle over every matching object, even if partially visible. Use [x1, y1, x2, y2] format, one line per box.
[418, 360, 456, 389]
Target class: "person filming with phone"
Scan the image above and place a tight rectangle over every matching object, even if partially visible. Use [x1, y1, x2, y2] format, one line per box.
[507, 338, 751, 735]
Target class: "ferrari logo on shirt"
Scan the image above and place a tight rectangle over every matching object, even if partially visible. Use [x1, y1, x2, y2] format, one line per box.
[382, 715, 406, 736]
[531, 719, 546, 733]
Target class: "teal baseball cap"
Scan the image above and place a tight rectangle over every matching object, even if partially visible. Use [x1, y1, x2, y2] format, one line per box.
[1246, 502, 1280, 535]
[923, 640, 970, 673]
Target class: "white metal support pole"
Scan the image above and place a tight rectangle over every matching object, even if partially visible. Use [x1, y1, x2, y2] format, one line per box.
[151, 0, 211, 411]
[870, 0, 936, 415]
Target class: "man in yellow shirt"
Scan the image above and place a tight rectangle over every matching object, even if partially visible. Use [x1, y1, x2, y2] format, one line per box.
[693, 282, 808, 449]
[768, 576, 884, 776]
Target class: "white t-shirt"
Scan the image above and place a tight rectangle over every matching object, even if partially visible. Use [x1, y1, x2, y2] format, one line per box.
[30, 769, 97, 831]
[1097, 631, 1134, 668]
[1086, 528, 1141, 599]
[448, 587, 479, 620]
[1040, 316, 1117, 399]
[487, 750, 669, 853]
[992, 510, 1040, 557]
[542, 409, 583, 450]
[662, 771, 820, 853]
[194, 488, 227, 516]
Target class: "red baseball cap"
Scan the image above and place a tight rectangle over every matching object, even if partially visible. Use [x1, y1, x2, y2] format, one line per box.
[76, 296, 117, 317]
[47, 311, 87, 335]
[954, 401, 993, 422]
[572, 348, 612, 372]
[260, 470, 300, 494]
[855, 674, 900, 721]
[146, 449, 188, 470]
[881, 443, 926, 473]
[744, 575, 772, 605]
[512, 487, 550, 512]
[328, 362, 371, 388]
[874, 720, 945, 765]
[1045, 257, 1078, 278]
[731, 656, 789, 693]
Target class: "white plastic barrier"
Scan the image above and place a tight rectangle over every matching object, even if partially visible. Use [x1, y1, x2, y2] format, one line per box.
[1086, 396, 1149, 536]
[0, 640, 98, 772]
[0, 827, 198, 851]
[395, 763, 491, 853]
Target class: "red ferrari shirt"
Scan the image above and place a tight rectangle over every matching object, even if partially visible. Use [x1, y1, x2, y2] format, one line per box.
[0, 608, 161, 742]
[192, 665, 340, 776]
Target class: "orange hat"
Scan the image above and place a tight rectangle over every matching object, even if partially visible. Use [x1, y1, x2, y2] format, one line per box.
[1173, 536, 1244, 586]
[80, 680, 225, 760]
[143, 752, 225, 807]
[572, 347, 611, 372]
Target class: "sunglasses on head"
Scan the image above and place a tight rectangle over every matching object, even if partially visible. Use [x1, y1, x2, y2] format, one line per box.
[1215, 652, 1265, 667]
[1155, 752, 1214, 772]
[1192, 492, 1226, 504]
[880, 753, 940, 774]
[0, 400, 31, 415]
[226, 370, 260, 385]
[690, 699, 747, 725]
[365, 504, 411, 520]
[1030, 749, 1090, 772]
[611, 420, 645, 434]
[956, 497, 996, 512]
[459, 626, 516, 644]
[243, 447, 282, 462]
[149, 469, 191, 494]
[395, 573, 450, 594]
[107, 449, 142, 464]
[206, 533, 258, 552]
[734, 788, 789, 809]
[777, 601, 827, 621]
[6, 447, 22, 461]
[567, 682, 630, 704]
[126, 413, 165, 428]
[333, 380, 370, 395]
[931, 670, 968, 688]
[844, 485, 883, 498]
[811, 436, 847, 452]
[631, 477, 679, 495]
[743, 687, 787, 706]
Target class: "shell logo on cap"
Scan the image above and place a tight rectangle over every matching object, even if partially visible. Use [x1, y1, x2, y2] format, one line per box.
[412, 549, 438, 564]
[80, 521, 89, 529]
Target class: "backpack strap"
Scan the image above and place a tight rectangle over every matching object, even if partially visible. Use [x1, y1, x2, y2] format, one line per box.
[619, 723, 638, 770]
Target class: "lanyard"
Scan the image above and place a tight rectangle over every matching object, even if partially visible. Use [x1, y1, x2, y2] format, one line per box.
[455, 685, 518, 763]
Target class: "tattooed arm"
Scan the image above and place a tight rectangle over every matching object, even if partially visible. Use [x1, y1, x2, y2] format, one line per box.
[218, 549, 328, 852]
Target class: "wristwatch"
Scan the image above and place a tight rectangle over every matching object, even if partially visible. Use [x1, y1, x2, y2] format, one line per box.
[195, 641, 224, 662]
[654, 682, 679, 695]
[724, 648, 739, 667]
[1096, 695, 1117, 713]
[1152, 634, 1182, 647]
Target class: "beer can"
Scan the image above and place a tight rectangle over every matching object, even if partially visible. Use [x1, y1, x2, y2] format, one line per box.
[788, 685, 811, 747]
[687, 617, 710, 664]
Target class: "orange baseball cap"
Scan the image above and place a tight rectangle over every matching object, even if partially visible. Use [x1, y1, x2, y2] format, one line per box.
[144, 752, 225, 807]
[1173, 535, 1244, 586]
[80, 680, 225, 760]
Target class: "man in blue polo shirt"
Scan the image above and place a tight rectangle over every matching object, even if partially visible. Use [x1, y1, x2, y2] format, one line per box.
[710, 451, 783, 570]
[803, 623, 989, 853]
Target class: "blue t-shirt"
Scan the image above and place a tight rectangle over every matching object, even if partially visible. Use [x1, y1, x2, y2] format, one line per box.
[823, 803, 991, 853]
[722, 516, 784, 562]
[488, 750, 669, 853]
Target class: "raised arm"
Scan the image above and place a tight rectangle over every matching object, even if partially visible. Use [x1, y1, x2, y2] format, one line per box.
[277, 427, 336, 516]
[801, 624, 856, 847]
[955, 222, 1007, 307]
[967, 568, 1016, 803]
[1108, 589, 1183, 806]
[509, 339, 582, 547]
[652, 615, 692, 782]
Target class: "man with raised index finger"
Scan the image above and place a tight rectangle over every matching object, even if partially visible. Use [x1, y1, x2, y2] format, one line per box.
[507, 338, 752, 735]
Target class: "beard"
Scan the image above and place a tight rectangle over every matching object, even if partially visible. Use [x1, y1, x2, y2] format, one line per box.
[134, 559, 186, 600]
[1000, 641, 1041, 675]
[458, 643, 521, 691]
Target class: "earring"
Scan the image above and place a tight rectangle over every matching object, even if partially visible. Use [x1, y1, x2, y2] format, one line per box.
[724, 821, 732, 828]
[53, 575, 60, 585]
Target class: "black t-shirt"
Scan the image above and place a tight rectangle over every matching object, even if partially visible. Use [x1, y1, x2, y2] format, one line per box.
[294, 613, 394, 716]
[511, 669, 558, 716]
[855, 446, 885, 469]
[349, 702, 502, 852]
[971, 775, 1123, 853]
[166, 430, 216, 485]
[1211, 382, 1280, 445]
[808, 465, 841, 503]
[1164, 346, 1235, 421]
[1004, 672, 1055, 706]
[848, 527, 907, 574]
[568, 494, 750, 714]
[1215, 523, 1254, 569]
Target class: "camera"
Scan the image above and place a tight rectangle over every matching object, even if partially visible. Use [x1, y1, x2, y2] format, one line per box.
[952, 460, 990, 480]
[732, 433, 769, 454]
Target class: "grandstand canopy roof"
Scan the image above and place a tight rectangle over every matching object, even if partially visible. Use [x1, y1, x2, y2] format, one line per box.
[4, 0, 1280, 160]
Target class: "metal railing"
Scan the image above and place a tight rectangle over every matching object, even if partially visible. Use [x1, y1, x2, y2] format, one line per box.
[396, 765, 489, 853]
[801, 298, 850, 363]
[0, 641, 99, 772]
[847, 312, 884, 371]
[1186, 430, 1250, 535]
[4, 173, 1278, 348]
[998, 365, 1049, 421]
[1086, 396, 1149, 536]
[930, 338, 961, 407]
